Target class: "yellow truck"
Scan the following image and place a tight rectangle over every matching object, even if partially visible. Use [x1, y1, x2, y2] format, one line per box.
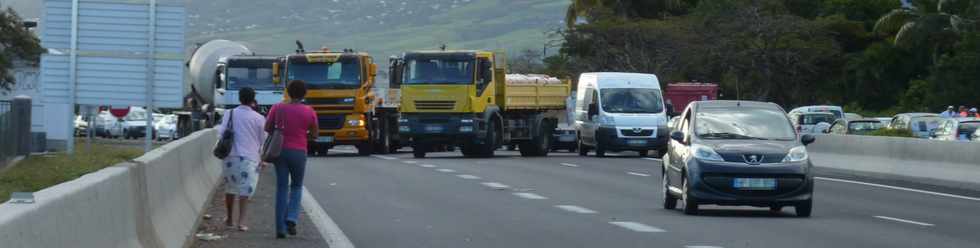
[393, 50, 570, 158]
[273, 44, 400, 155]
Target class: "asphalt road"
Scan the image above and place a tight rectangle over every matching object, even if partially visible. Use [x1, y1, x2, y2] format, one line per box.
[304, 149, 980, 248]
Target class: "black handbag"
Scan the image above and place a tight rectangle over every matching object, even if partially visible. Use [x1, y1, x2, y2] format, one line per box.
[261, 104, 284, 162]
[213, 109, 234, 159]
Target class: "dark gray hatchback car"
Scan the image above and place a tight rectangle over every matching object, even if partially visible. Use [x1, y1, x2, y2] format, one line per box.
[662, 101, 816, 217]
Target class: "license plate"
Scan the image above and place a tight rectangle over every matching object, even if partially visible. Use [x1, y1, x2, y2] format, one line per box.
[559, 135, 575, 142]
[425, 125, 443, 133]
[733, 178, 776, 190]
[316, 136, 334, 143]
[627, 139, 647, 146]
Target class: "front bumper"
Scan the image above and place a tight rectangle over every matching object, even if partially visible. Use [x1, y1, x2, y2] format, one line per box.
[686, 159, 814, 206]
[398, 113, 484, 144]
[596, 126, 668, 151]
[312, 114, 370, 146]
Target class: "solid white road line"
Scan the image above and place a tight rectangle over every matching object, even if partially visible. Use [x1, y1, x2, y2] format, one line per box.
[402, 160, 418, 164]
[641, 157, 661, 161]
[873, 216, 935, 227]
[627, 172, 651, 177]
[815, 177, 980, 202]
[560, 163, 580, 167]
[371, 155, 398, 160]
[512, 192, 548, 200]
[457, 174, 482, 180]
[436, 168, 456, 173]
[555, 205, 597, 214]
[481, 182, 511, 189]
[609, 221, 666, 233]
[419, 164, 437, 168]
[686, 246, 724, 248]
[301, 187, 355, 248]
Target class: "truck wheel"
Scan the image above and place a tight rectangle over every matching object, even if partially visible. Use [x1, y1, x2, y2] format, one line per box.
[519, 129, 551, 157]
[461, 145, 478, 157]
[412, 143, 427, 158]
[356, 143, 373, 156]
[477, 119, 499, 157]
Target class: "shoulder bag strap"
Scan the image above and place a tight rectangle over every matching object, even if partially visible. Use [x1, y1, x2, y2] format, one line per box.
[228, 109, 234, 131]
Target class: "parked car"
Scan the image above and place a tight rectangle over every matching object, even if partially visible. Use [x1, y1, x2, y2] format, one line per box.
[575, 72, 669, 158]
[873, 117, 892, 128]
[94, 111, 124, 138]
[827, 119, 884, 135]
[122, 107, 154, 139]
[889, 113, 942, 138]
[663, 100, 815, 217]
[930, 118, 980, 141]
[844, 113, 863, 120]
[788, 112, 836, 134]
[789, 105, 844, 120]
[551, 124, 578, 152]
[74, 115, 89, 137]
[155, 114, 178, 141]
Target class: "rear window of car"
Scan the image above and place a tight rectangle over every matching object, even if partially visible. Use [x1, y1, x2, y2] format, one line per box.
[801, 114, 835, 125]
[848, 121, 883, 132]
[959, 122, 980, 136]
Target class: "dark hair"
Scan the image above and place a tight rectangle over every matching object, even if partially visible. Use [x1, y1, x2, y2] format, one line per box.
[239, 87, 257, 105]
[287, 80, 308, 100]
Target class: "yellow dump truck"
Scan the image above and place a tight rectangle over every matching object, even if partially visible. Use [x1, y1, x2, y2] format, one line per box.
[393, 50, 570, 158]
[273, 45, 400, 155]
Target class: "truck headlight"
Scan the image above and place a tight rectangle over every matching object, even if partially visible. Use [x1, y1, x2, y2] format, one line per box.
[347, 119, 365, 127]
[459, 126, 474, 132]
[782, 146, 809, 162]
[692, 144, 724, 162]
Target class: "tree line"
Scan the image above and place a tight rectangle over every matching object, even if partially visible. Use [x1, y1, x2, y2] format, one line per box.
[527, 0, 980, 115]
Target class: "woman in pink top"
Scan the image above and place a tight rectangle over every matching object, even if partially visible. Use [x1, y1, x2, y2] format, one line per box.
[265, 80, 319, 239]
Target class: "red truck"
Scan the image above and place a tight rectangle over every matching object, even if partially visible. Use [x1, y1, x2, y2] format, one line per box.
[664, 82, 719, 114]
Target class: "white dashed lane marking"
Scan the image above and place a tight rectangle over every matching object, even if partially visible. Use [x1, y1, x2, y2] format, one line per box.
[512, 192, 548, 200]
[609, 221, 666, 233]
[642, 157, 661, 161]
[874, 216, 935, 227]
[419, 164, 437, 168]
[627, 172, 651, 177]
[560, 163, 580, 167]
[555, 205, 597, 214]
[403, 160, 418, 164]
[686, 246, 724, 248]
[371, 155, 398, 160]
[436, 168, 456, 173]
[481, 182, 511, 190]
[457, 174, 481, 180]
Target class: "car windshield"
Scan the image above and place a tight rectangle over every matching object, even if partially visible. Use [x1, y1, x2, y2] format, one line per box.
[695, 108, 796, 140]
[600, 88, 664, 114]
[125, 111, 147, 121]
[848, 121, 883, 134]
[959, 122, 980, 136]
[403, 57, 474, 85]
[801, 113, 835, 125]
[226, 66, 275, 90]
[287, 58, 361, 89]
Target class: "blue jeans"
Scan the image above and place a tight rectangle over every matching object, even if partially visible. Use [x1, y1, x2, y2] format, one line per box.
[274, 149, 307, 234]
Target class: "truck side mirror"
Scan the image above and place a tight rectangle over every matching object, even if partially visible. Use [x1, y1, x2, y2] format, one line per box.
[369, 63, 378, 77]
[272, 62, 281, 84]
[587, 103, 598, 119]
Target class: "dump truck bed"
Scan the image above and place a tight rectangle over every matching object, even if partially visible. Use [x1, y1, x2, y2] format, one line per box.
[502, 74, 570, 111]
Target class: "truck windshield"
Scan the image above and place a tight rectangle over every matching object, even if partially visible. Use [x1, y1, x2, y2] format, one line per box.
[287, 59, 361, 89]
[403, 58, 474, 85]
[600, 88, 664, 114]
[226, 66, 276, 90]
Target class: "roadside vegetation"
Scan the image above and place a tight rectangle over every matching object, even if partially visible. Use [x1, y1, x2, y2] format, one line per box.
[867, 128, 916, 138]
[0, 142, 143, 203]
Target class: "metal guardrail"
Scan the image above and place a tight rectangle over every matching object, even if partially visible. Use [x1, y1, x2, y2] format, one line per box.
[0, 100, 13, 166]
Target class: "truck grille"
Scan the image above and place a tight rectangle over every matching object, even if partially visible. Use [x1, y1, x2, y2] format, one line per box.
[415, 100, 455, 110]
[318, 115, 345, 130]
[620, 129, 654, 136]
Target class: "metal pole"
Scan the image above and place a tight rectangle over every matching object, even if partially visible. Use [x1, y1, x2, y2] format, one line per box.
[67, 0, 79, 154]
[145, 0, 157, 152]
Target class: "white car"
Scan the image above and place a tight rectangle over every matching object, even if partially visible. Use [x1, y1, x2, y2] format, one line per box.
[122, 108, 153, 139]
[94, 111, 124, 138]
[74, 115, 89, 137]
[155, 115, 178, 141]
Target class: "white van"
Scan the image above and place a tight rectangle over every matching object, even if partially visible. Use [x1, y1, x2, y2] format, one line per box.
[789, 105, 844, 120]
[574, 72, 669, 157]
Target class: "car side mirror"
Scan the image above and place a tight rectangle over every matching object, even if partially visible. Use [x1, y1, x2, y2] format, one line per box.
[670, 131, 685, 143]
[801, 134, 816, 146]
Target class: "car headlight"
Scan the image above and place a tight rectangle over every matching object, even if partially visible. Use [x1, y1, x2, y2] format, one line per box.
[782, 146, 809, 162]
[347, 119, 365, 127]
[692, 144, 724, 162]
[341, 98, 355, 104]
[597, 115, 615, 126]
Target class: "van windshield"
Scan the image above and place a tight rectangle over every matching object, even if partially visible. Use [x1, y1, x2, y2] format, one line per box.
[600, 88, 663, 114]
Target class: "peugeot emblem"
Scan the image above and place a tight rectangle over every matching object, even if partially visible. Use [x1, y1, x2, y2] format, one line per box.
[746, 155, 761, 164]
[632, 128, 643, 133]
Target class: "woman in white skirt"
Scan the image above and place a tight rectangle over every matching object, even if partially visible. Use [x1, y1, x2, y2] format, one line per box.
[216, 87, 268, 231]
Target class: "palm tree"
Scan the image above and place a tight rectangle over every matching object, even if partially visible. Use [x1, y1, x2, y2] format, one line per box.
[564, 0, 687, 28]
[874, 0, 978, 49]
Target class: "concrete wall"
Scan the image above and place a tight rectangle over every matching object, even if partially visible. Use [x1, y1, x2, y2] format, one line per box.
[808, 134, 980, 189]
[0, 129, 220, 248]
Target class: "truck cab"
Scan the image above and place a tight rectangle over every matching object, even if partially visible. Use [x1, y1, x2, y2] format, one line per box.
[274, 49, 381, 155]
[216, 56, 281, 114]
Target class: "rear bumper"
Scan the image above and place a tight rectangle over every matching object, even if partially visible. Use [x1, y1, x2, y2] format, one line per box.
[686, 159, 814, 206]
[596, 126, 668, 151]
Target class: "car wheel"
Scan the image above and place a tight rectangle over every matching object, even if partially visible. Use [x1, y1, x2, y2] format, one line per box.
[682, 177, 699, 215]
[796, 198, 813, 217]
[663, 172, 677, 210]
[577, 139, 588, 156]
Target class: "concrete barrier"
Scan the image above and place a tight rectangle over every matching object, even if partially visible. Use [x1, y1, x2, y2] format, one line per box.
[0, 129, 221, 248]
[809, 134, 980, 189]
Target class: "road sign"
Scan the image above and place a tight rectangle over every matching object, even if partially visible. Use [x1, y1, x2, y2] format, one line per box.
[109, 107, 130, 118]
